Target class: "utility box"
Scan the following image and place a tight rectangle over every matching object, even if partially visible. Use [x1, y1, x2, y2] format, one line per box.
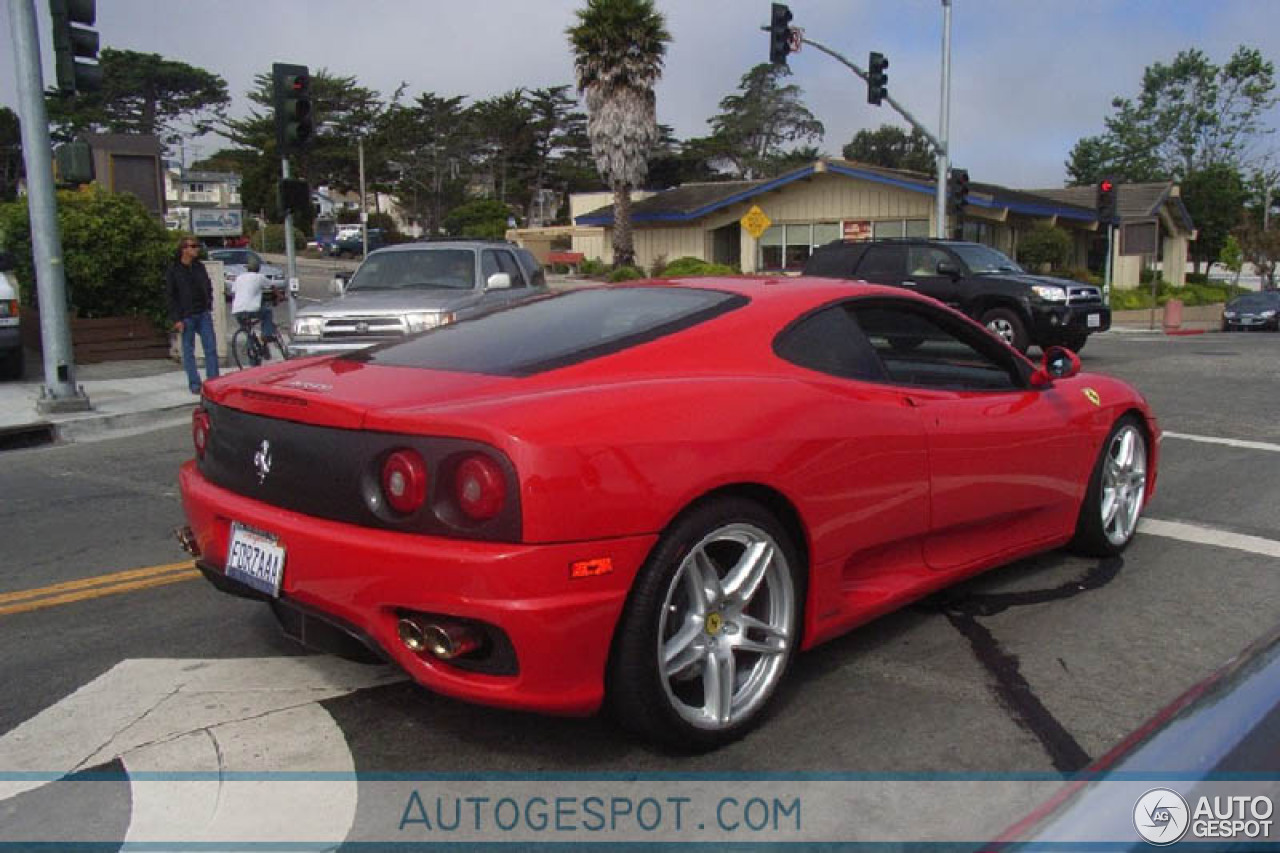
[54, 140, 94, 184]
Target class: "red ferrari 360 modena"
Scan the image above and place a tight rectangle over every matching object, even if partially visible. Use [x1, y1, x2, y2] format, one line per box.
[178, 277, 1159, 750]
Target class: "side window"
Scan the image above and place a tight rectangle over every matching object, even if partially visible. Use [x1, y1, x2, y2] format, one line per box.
[804, 247, 859, 278]
[774, 305, 885, 381]
[852, 303, 1022, 391]
[908, 247, 952, 277]
[517, 249, 546, 288]
[481, 250, 503, 284]
[856, 246, 906, 279]
[493, 250, 528, 288]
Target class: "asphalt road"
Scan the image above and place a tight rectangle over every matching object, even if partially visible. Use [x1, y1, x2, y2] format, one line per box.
[1, 329, 1279, 781]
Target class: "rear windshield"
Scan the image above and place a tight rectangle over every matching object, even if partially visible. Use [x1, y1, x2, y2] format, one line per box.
[354, 286, 746, 376]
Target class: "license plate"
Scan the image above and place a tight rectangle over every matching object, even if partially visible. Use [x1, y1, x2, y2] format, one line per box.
[226, 522, 285, 597]
[1087, 313, 1101, 328]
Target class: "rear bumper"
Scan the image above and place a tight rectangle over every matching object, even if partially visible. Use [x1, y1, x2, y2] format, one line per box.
[179, 461, 657, 715]
[0, 325, 20, 352]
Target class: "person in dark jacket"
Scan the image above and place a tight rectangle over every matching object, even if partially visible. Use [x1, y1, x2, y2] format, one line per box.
[166, 237, 220, 393]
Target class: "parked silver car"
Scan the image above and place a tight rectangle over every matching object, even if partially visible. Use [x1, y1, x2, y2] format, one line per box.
[208, 248, 287, 299]
[0, 251, 22, 380]
[290, 241, 548, 357]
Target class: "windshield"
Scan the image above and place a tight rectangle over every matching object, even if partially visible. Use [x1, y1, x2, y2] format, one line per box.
[347, 249, 476, 291]
[950, 244, 1023, 274]
[210, 249, 251, 265]
[1229, 291, 1280, 310]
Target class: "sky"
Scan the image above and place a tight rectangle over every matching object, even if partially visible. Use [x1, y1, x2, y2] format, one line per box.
[3, 0, 1280, 190]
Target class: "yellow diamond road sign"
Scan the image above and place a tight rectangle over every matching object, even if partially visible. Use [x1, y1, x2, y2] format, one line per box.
[740, 205, 772, 240]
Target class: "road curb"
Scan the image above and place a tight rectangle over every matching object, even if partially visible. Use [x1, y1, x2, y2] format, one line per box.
[53, 402, 197, 444]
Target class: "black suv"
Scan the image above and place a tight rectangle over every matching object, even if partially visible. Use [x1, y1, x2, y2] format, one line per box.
[803, 239, 1110, 352]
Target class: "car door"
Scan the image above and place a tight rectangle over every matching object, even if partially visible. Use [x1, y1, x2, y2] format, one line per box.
[480, 249, 526, 310]
[851, 244, 908, 287]
[849, 299, 1094, 573]
[772, 303, 932, 636]
[905, 245, 964, 308]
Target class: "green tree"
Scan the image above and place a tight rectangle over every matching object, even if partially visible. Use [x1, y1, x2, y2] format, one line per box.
[524, 86, 591, 224]
[0, 186, 175, 326]
[1236, 221, 1280, 289]
[706, 64, 824, 179]
[1017, 225, 1073, 270]
[1180, 162, 1249, 273]
[568, 0, 671, 268]
[646, 125, 717, 190]
[842, 124, 934, 173]
[1219, 233, 1244, 284]
[468, 90, 536, 210]
[0, 107, 21, 202]
[1065, 46, 1277, 185]
[378, 92, 472, 235]
[45, 49, 229, 149]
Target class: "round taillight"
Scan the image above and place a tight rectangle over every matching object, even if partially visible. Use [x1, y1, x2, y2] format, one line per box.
[381, 449, 428, 514]
[192, 410, 210, 459]
[454, 455, 505, 521]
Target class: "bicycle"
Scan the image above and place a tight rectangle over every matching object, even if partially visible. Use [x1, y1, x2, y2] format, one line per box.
[231, 313, 290, 369]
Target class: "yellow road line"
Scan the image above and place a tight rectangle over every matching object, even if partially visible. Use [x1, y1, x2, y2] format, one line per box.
[0, 569, 201, 617]
[0, 561, 196, 606]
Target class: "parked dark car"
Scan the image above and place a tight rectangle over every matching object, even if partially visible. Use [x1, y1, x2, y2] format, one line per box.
[327, 227, 386, 258]
[1221, 290, 1280, 331]
[804, 239, 1110, 353]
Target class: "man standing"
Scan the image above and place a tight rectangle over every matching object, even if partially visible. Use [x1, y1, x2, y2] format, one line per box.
[166, 237, 220, 394]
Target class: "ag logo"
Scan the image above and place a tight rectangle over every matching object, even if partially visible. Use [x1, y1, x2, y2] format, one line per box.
[1133, 788, 1190, 845]
[1083, 388, 1101, 407]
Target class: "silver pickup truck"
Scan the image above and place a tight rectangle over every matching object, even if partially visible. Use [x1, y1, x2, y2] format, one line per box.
[290, 241, 548, 358]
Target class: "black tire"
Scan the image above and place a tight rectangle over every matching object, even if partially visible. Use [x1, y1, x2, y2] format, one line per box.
[607, 497, 804, 751]
[1069, 415, 1149, 557]
[231, 328, 260, 369]
[979, 307, 1030, 353]
[1060, 332, 1088, 353]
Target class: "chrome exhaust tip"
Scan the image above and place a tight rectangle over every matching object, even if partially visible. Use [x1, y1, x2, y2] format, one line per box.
[422, 621, 483, 660]
[397, 617, 428, 653]
[174, 525, 201, 558]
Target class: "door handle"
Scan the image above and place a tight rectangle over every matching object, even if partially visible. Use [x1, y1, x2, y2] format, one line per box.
[901, 279, 917, 287]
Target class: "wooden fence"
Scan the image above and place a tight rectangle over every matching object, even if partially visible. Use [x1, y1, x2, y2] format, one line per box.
[20, 310, 172, 364]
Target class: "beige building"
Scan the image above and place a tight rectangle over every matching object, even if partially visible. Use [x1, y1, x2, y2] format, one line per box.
[560, 160, 1196, 288]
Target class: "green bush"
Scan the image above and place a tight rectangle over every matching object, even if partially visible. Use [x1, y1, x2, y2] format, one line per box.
[256, 223, 307, 254]
[443, 199, 511, 240]
[1109, 280, 1248, 310]
[1185, 272, 1210, 285]
[1018, 225, 1073, 270]
[607, 265, 646, 283]
[579, 257, 608, 276]
[657, 256, 739, 277]
[0, 186, 175, 328]
[1059, 267, 1101, 286]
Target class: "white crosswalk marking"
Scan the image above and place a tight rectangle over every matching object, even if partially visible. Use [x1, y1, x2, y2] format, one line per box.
[1140, 518, 1280, 559]
[1162, 431, 1280, 454]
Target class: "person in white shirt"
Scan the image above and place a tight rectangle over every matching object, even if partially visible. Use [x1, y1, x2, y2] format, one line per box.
[230, 256, 277, 341]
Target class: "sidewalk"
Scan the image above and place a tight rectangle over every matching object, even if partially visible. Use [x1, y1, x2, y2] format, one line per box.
[1108, 303, 1222, 335]
[0, 357, 197, 447]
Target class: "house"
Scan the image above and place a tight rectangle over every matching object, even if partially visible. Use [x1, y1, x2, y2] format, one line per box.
[555, 160, 1195, 288]
[163, 167, 243, 239]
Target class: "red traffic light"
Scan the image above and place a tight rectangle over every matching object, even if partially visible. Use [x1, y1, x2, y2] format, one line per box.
[1099, 179, 1114, 192]
[291, 76, 307, 92]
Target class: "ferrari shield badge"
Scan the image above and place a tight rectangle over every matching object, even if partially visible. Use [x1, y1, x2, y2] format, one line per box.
[1082, 388, 1101, 407]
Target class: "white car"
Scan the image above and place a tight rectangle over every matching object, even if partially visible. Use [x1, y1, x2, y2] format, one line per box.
[0, 251, 23, 380]
[208, 249, 286, 299]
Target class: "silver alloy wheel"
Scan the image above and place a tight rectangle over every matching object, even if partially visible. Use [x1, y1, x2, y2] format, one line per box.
[986, 317, 1016, 344]
[1100, 424, 1147, 546]
[657, 522, 795, 731]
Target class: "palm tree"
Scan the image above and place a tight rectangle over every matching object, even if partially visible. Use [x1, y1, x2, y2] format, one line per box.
[567, 0, 670, 269]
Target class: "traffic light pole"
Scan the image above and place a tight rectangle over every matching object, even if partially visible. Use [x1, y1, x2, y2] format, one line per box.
[281, 157, 298, 329]
[791, 34, 950, 234]
[936, 0, 952, 239]
[8, 0, 90, 413]
[1103, 224, 1114, 305]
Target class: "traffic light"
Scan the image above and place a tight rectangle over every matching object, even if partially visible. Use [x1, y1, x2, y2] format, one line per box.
[867, 51, 889, 106]
[49, 0, 101, 94]
[947, 168, 970, 217]
[768, 3, 793, 66]
[1096, 177, 1118, 224]
[278, 178, 310, 215]
[272, 63, 313, 154]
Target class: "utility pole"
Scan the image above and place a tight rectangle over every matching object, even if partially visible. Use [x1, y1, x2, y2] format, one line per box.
[8, 0, 90, 413]
[936, 0, 952, 239]
[358, 138, 368, 256]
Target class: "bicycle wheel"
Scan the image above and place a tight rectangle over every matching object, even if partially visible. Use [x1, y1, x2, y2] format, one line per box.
[264, 329, 291, 361]
[231, 328, 255, 369]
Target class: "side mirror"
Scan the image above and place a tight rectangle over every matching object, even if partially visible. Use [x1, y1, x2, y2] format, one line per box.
[936, 260, 960, 278]
[330, 272, 350, 295]
[0, 251, 14, 272]
[486, 272, 512, 290]
[1030, 345, 1081, 387]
